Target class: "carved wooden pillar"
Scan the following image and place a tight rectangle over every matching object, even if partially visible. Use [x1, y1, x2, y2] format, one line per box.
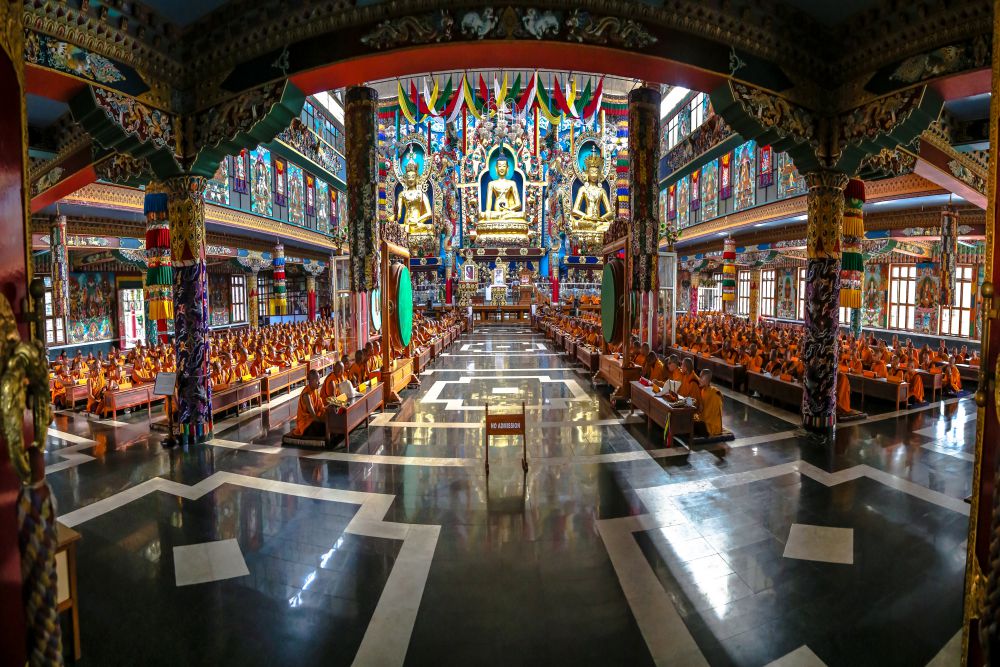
[167, 175, 211, 444]
[247, 268, 259, 329]
[801, 171, 848, 435]
[346, 86, 379, 293]
[749, 268, 761, 322]
[50, 214, 69, 322]
[689, 273, 699, 316]
[940, 206, 958, 307]
[628, 85, 660, 294]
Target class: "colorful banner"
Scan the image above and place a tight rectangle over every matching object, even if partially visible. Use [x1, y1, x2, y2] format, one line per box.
[274, 158, 287, 207]
[840, 179, 865, 309]
[758, 145, 773, 188]
[690, 169, 701, 211]
[722, 237, 736, 305]
[720, 152, 732, 200]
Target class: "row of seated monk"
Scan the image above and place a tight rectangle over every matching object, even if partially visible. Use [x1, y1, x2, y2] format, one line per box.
[291, 309, 462, 438]
[50, 309, 462, 418]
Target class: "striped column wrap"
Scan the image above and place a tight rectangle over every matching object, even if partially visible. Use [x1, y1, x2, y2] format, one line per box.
[627, 86, 660, 293]
[839, 179, 865, 309]
[143, 189, 174, 323]
[939, 206, 958, 306]
[749, 268, 760, 322]
[50, 214, 69, 319]
[272, 243, 287, 315]
[17, 484, 63, 666]
[248, 269, 259, 328]
[721, 237, 736, 304]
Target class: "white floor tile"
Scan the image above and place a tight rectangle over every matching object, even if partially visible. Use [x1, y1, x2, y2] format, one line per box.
[783, 524, 854, 565]
[174, 538, 249, 587]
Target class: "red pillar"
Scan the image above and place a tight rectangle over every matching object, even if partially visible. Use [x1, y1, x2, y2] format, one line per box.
[0, 30, 30, 666]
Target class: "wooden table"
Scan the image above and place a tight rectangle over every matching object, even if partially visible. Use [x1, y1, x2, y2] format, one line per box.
[629, 381, 697, 446]
[261, 364, 308, 403]
[386, 357, 414, 404]
[668, 348, 745, 390]
[104, 384, 153, 420]
[599, 354, 641, 402]
[472, 304, 531, 324]
[414, 346, 432, 373]
[57, 521, 82, 660]
[914, 369, 944, 402]
[62, 382, 89, 410]
[307, 354, 334, 376]
[955, 363, 979, 384]
[576, 344, 601, 374]
[847, 374, 909, 411]
[747, 371, 803, 410]
[211, 379, 263, 417]
[325, 382, 384, 449]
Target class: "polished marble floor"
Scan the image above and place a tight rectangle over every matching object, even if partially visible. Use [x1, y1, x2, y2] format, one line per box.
[45, 326, 971, 665]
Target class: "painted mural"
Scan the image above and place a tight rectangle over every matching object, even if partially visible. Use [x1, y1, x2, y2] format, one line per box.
[69, 272, 115, 343]
[316, 180, 330, 226]
[776, 268, 797, 320]
[208, 273, 231, 327]
[288, 163, 305, 226]
[204, 156, 230, 206]
[701, 159, 719, 220]
[677, 175, 690, 229]
[250, 147, 273, 217]
[733, 140, 757, 211]
[777, 152, 807, 199]
[861, 264, 888, 329]
[914, 263, 940, 334]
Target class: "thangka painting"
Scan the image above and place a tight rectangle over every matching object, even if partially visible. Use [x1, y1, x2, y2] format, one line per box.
[776, 268, 797, 319]
[316, 180, 330, 226]
[776, 152, 807, 199]
[658, 188, 669, 234]
[733, 140, 757, 211]
[861, 264, 888, 328]
[68, 272, 115, 343]
[204, 156, 230, 205]
[701, 159, 719, 220]
[250, 147, 273, 217]
[208, 273, 230, 327]
[288, 162, 305, 226]
[914, 263, 940, 334]
[676, 175, 690, 229]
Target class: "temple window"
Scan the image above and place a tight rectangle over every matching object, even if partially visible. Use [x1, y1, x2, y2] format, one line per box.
[42, 276, 66, 346]
[257, 274, 273, 321]
[737, 270, 751, 316]
[699, 274, 723, 312]
[940, 265, 975, 338]
[230, 275, 248, 324]
[760, 269, 776, 318]
[888, 264, 918, 331]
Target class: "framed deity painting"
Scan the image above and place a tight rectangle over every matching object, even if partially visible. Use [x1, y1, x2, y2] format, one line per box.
[733, 140, 757, 211]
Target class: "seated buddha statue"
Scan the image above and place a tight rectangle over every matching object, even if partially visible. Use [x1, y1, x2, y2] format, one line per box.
[571, 153, 613, 232]
[396, 158, 433, 235]
[482, 157, 527, 224]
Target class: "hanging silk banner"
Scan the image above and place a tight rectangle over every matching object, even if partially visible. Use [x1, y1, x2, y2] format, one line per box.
[233, 150, 249, 194]
[940, 206, 958, 306]
[758, 145, 774, 188]
[272, 243, 287, 315]
[143, 188, 174, 340]
[274, 158, 287, 207]
[722, 237, 736, 304]
[839, 179, 864, 309]
[305, 174, 316, 216]
[667, 184, 677, 220]
[720, 153, 732, 199]
[690, 169, 701, 211]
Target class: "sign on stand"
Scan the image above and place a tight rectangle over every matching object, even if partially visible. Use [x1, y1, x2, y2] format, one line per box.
[484, 401, 527, 475]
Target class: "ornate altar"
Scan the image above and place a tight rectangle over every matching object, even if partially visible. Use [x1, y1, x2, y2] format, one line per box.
[489, 265, 508, 305]
[457, 260, 478, 306]
[554, 131, 617, 254]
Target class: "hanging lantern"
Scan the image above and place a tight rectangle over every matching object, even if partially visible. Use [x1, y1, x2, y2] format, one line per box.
[940, 206, 958, 307]
[721, 237, 736, 304]
[839, 178, 865, 309]
[144, 189, 174, 323]
[272, 243, 287, 315]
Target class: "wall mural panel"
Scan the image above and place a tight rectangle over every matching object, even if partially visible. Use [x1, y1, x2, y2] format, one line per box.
[777, 152, 807, 199]
[288, 162, 305, 226]
[69, 272, 116, 343]
[250, 147, 273, 217]
[775, 267, 797, 320]
[914, 262, 939, 334]
[701, 159, 719, 220]
[677, 175, 690, 229]
[734, 140, 757, 211]
[208, 273, 230, 327]
[204, 156, 230, 205]
[861, 263, 888, 328]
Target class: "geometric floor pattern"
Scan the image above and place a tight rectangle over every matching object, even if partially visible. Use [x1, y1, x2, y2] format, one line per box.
[44, 327, 973, 665]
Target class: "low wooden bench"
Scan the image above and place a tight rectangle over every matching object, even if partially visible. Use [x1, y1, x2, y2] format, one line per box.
[325, 382, 384, 449]
[211, 379, 263, 417]
[847, 374, 909, 411]
[576, 344, 600, 374]
[955, 363, 979, 385]
[414, 346, 432, 373]
[629, 381, 696, 446]
[747, 371, 803, 411]
[914, 369, 944, 402]
[104, 384, 160, 420]
[59, 382, 90, 410]
[307, 354, 334, 376]
[599, 354, 641, 402]
[261, 364, 308, 403]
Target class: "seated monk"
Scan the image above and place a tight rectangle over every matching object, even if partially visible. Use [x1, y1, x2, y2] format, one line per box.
[742, 345, 762, 373]
[945, 356, 962, 394]
[290, 370, 326, 437]
[321, 361, 347, 401]
[349, 350, 366, 387]
[763, 350, 781, 375]
[210, 361, 230, 391]
[836, 371, 853, 417]
[132, 356, 155, 385]
[677, 358, 701, 400]
[905, 366, 925, 404]
[51, 367, 70, 408]
[870, 352, 888, 379]
[633, 343, 649, 369]
[85, 366, 107, 415]
[639, 351, 657, 382]
[886, 356, 904, 383]
[693, 369, 723, 438]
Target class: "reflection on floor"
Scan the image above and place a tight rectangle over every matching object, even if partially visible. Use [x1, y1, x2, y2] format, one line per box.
[45, 327, 971, 665]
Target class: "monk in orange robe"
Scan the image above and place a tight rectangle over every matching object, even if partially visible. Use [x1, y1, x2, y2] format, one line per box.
[694, 369, 723, 437]
[945, 356, 962, 394]
[677, 359, 702, 400]
[836, 371, 853, 416]
[86, 366, 107, 415]
[291, 370, 326, 437]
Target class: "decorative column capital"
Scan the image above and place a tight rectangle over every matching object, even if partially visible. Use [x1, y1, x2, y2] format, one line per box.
[805, 170, 849, 261]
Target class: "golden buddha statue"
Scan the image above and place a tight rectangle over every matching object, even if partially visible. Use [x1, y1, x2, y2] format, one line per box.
[482, 157, 526, 221]
[476, 155, 529, 243]
[571, 153, 613, 232]
[396, 158, 433, 235]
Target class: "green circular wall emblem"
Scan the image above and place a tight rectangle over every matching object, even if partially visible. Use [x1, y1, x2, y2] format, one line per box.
[601, 262, 617, 343]
[371, 289, 382, 332]
[397, 265, 414, 347]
